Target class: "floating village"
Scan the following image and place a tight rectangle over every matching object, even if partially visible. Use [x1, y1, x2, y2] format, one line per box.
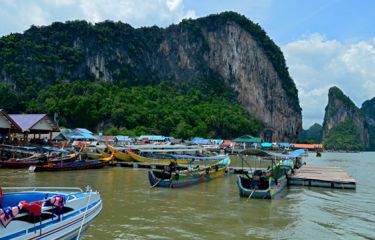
[0, 110, 357, 239]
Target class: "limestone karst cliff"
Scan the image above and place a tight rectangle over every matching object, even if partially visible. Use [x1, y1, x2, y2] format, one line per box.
[0, 12, 302, 140]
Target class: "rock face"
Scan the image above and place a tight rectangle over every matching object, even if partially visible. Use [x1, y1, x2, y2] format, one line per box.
[0, 12, 302, 141]
[322, 86, 369, 149]
[361, 97, 375, 150]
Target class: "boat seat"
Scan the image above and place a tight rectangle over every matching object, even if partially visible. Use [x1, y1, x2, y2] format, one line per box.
[253, 175, 260, 181]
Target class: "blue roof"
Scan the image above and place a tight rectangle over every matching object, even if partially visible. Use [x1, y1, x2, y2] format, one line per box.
[73, 128, 93, 134]
[279, 142, 291, 147]
[138, 135, 166, 141]
[68, 132, 97, 140]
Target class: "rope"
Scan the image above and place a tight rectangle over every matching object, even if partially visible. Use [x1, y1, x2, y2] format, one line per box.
[77, 189, 92, 239]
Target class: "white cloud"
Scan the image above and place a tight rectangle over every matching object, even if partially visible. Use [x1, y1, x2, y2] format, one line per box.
[283, 34, 375, 129]
[0, 0, 196, 36]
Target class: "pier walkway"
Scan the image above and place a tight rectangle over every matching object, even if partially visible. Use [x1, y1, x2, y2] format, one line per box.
[289, 165, 356, 189]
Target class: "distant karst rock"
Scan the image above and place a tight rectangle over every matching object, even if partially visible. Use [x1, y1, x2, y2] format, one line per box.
[322, 86, 369, 150]
[361, 97, 375, 150]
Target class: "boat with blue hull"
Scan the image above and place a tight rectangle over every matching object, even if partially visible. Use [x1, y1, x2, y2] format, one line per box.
[0, 186, 102, 239]
[148, 157, 231, 188]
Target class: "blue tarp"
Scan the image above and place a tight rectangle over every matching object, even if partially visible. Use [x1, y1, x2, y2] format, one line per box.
[289, 149, 305, 158]
[192, 137, 210, 145]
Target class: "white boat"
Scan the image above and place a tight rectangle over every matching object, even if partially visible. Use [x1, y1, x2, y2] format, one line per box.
[0, 186, 102, 239]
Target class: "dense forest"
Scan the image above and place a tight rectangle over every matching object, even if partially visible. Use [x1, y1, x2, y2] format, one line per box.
[297, 123, 322, 143]
[11, 80, 262, 138]
[322, 120, 364, 151]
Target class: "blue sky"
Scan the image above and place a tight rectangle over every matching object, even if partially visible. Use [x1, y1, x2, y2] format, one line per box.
[1, 0, 375, 128]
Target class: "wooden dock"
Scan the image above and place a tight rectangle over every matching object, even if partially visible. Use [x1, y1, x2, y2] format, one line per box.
[289, 165, 356, 189]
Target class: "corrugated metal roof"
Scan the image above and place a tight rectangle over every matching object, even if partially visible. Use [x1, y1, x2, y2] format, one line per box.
[115, 136, 133, 141]
[68, 132, 97, 140]
[74, 128, 93, 134]
[139, 135, 166, 141]
[9, 114, 46, 132]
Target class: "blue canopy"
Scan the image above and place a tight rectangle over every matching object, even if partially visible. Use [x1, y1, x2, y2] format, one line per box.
[289, 149, 305, 158]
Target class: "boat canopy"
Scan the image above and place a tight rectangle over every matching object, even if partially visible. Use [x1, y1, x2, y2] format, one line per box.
[288, 149, 305, 158]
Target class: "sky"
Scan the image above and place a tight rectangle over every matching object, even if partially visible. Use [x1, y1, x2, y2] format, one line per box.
[1, 0, 375, 129]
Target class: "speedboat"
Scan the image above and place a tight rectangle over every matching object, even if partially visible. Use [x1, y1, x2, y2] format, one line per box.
[0, 186, 102, 239]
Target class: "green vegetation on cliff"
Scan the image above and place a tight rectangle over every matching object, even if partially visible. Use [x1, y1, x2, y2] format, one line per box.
[323, 119, 363, 151]
[298, 123, 322, 143]
[25, 81, 262, 138]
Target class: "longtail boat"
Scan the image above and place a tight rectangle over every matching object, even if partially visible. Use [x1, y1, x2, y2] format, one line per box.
[30, 160, 106, 172]
[0, 186, 102, 239]
[148, 157, 231, 188]
[0, 154, 46, 169]
[96, 147, 111, 158]
[169, 154, 229, 161]
[127, 150, 191, 164]
[0, 152, 78, 169]
[107, 145, 133, 161]
[236, 159, 292, 199]
[81, 147, 104, 159]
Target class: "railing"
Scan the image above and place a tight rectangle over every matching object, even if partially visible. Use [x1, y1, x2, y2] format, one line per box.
[2, 186, 83, 193]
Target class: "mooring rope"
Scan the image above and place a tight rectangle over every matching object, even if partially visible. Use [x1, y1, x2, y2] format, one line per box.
[77, 188, 93, 239]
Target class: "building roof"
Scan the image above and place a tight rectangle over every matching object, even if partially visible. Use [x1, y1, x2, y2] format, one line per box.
[101, 136, 115, 141]
[0, 109, 20, 130]
[115, 136, 133, 141]
[292, 143, 323, 149]
[73, 128, 93, 134]
[138, 135, 166, 141]
[192, 137, 210, 145]
[261, 142, 273, 148]
[233, 136, 262, 143]
[8, 114, 59, 132]
[278, 142, 291, 147]
[68, 132, 97, 140]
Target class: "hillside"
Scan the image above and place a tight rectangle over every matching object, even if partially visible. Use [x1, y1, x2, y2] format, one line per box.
[298, 123, 322, 143]
[0, 12, 302, 140]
